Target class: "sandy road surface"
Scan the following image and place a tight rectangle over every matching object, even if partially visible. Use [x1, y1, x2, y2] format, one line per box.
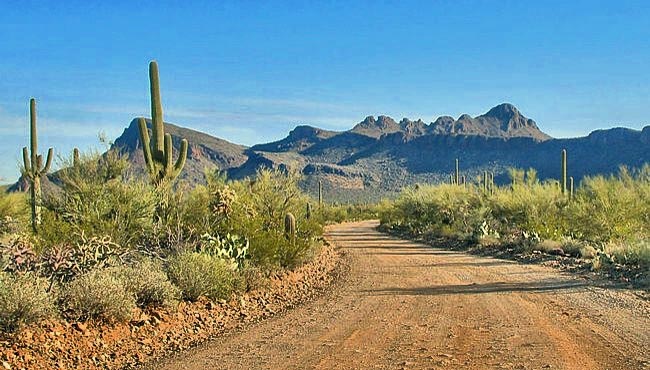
[155, 220, 649, 370]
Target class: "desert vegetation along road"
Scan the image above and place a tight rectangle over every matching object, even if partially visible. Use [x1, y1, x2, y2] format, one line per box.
[155, 221, 649, 370]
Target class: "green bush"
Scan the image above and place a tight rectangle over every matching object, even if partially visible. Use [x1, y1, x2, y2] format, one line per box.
[41, 150, 157, 247]
[384, 184, 484, 236]
[489, 181, 569, 239]
[380, 166, 650, 268]
[567, 169, 650, 243]
[111, 260, 180, 308]
[0, 193, 28, 235]
[167, 252, 238, 301]
[62, 268, 136, 322]
[0, 273, 55, 332]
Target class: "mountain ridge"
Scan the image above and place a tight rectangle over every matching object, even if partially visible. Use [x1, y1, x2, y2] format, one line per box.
[8, 103, 649, 202]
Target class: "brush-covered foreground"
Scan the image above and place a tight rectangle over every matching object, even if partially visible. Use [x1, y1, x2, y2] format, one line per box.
[0, 150, 340, 334]
[379, 166, 650, 286]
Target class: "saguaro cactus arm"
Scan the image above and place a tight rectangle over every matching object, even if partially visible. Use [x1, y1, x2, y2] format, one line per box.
[40, 148, 53, 175]
[173, 138, 189, 176]
[137, 118, 155, 174]
[22, 147, 31, 175]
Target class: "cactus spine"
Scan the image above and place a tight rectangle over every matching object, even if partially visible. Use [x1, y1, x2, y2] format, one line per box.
[22, 98, 53, 233]
[284, 213, 296, 239]
[561, 149, 567, 194]
[455, 158, 459, 186]
[137, 61, 188, 185]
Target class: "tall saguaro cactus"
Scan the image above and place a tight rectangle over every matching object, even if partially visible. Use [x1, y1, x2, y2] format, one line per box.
[561, 149, 567, 194]
[569, 176, 574, 200]
[455, 158, 460, 186]
[318, 180, 323, 205]
[483, 171, 488, 193]
[137, 61, 188, 185]
[22, 98, 53, 233]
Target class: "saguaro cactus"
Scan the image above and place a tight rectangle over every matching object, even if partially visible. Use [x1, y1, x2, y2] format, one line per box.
[483, 171, 488, 193]
[137, 61, 188, 184]
[318, 180, 323, 205]
[561, 149, 567, 194]
[569, 176, 574, 199]
[284, 213, 296, 239]
[22, 98, 53, 233]
[72, 147, 80, 167]
[455, 158, 460, 186]
[489, 172, 495, 195]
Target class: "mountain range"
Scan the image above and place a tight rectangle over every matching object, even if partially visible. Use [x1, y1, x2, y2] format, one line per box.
[107, 103, 649, 201]
[10, 103, 649, 202]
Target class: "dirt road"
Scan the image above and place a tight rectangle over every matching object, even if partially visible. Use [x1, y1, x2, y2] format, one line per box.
[155, 221, 650, 370]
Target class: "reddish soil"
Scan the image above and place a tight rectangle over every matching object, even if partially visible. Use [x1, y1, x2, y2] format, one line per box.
[0, 241, 343, 370]
[154, 221, 649, 370]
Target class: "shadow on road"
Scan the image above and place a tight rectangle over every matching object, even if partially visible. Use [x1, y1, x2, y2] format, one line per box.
[361, 280, 594, 296]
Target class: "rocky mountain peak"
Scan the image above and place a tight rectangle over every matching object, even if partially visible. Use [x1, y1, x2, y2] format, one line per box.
[484, 103, 520, 121]
[288, 125, 325, 139]
[352, 115, 401, 138]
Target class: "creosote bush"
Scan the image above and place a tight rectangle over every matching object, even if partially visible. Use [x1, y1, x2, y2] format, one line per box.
[111, 260, 180, 308]
[62, 268, 136, 322]
[381, 166, 650, 269]
[0, 272, 55, 332]
[167, 252, 238, 301]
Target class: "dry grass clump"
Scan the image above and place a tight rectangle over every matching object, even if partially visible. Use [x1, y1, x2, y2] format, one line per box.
[0, 273, 55, 332]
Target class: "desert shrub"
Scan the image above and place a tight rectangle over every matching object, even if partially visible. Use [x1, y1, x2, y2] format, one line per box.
[62, 268, 136, 322]
[380, 166, 650, 268]
[41, 150, 157, 247]
[220, 168, 321, 268]
[167, 252, 237, 301]
[489, 182, 570, 239]
[239, 264, 270, 292]
[567, 169, 650, 243]
[603, 239, 650, 268]
[110, 260, 180, 308]
[385, 184, 484, 236]
[0, 272, 55, 332]
[0, 192, 28, 234]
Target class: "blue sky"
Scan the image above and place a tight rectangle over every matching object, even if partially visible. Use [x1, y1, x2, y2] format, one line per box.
[1, 0, 649, 183]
